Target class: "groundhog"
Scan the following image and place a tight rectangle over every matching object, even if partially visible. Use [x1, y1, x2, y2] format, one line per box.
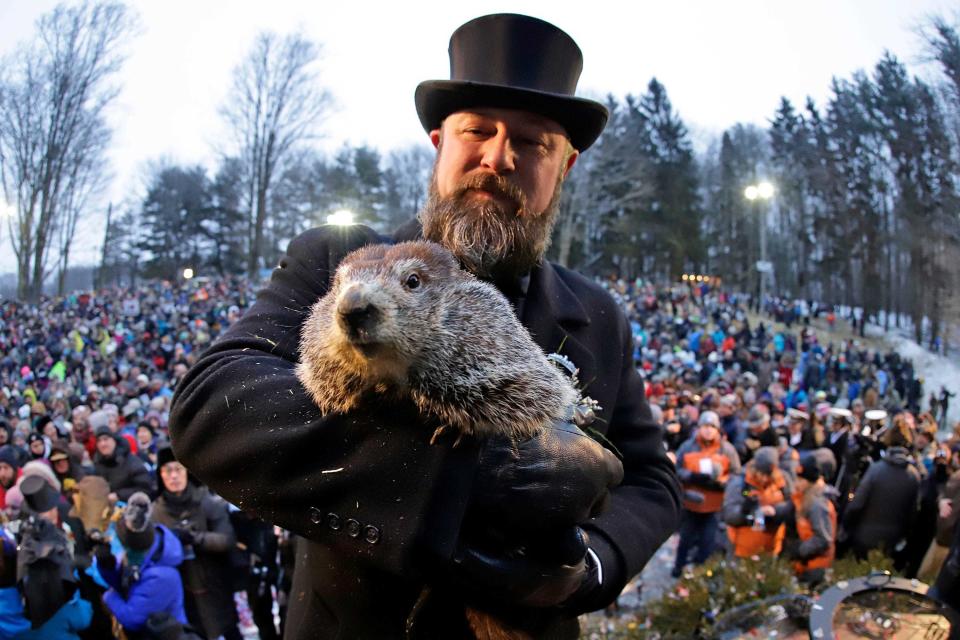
[297, 240, 582, 640]
[296, 240, 577, 442]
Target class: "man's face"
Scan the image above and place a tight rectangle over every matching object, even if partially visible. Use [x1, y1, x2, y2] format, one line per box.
[420, 108, 577, 279]
[698, 424, 719, 443]
[0, 463, 13, 487]
[160, 461, 188, 494]
[96, 434, 115, 457]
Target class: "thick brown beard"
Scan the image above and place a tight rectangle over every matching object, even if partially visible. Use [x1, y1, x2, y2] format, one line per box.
[418, 166, 564, 280]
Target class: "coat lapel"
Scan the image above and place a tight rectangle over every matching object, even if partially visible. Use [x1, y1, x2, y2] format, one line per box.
[522, 263, 597, 390]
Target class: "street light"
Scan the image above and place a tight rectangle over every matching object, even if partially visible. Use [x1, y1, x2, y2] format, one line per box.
[745, 181, 775, 310]
[182, 267, 194, 280]
[326, 209, 355, 226]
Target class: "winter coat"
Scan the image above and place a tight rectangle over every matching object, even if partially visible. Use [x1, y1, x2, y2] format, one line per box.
[16, 589, 92, 640]
[723, 468, 790, 557]
[784, 486, 836, 575]
[152, 484, 239, 638]
[169, 223, 681, 639]
[843, 446, 921, 552]
[676, 435, 741, 513]
[101, 524, 188, 633]
[92, 441, 152, 502]
[0, 586, 30, 637]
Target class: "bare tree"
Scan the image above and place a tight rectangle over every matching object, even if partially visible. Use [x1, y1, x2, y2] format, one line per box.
[221, 31, 332, 277]
[0, 1, 134, 301]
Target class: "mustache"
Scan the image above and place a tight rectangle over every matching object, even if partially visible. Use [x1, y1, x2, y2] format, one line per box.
[453, 173, 526, 214]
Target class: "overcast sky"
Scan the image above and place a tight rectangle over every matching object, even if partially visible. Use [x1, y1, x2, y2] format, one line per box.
[0, 0, 956, 267]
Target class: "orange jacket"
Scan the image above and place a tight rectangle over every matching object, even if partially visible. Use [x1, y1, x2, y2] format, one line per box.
[679, 438, 733, 513]
[791, 489, 837, 574]
[725, 469, 787, 557]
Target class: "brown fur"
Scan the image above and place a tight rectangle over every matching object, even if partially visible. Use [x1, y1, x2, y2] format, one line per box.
[297, 241, 577, 440]
[297, 241, 577, 639]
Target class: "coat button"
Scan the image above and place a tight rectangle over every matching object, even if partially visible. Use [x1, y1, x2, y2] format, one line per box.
[363, 525, 381, 545]
[309, 507, 322, 525]
[345, 518, 361, 538]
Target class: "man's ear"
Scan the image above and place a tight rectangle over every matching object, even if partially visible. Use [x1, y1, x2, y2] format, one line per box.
[563, 149, 579, 178]
[429, 129, 442, 150]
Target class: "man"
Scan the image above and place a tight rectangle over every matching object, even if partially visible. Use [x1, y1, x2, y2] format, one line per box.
[92, 427, 152, 504]
[672, 411, 740, 577]
[722, 446, 790, 558]
[741, 405, 778, 463]
[170, 13, 679, 639]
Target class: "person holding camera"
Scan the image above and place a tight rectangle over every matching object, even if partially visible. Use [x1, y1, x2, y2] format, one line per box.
[97, 491, 188, 638]
[722, 447, 790, 558]
[673, 411, 741, 577]
[151, 446, 241, 640]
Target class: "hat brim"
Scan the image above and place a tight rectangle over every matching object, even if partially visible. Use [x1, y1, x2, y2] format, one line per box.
[415, 80, 608, 151]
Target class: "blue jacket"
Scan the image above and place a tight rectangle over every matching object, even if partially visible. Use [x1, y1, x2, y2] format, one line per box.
[16, 590, 92, 640]
[101, 524, 187, 632]
[0, 586, 30, 638]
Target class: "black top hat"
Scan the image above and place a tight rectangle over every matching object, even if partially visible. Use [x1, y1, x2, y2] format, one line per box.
[415, 14, 608, 151]
[20, 474, 59, 514]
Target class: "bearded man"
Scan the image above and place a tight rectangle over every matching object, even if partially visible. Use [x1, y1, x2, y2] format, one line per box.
[170, 14, 678, 639]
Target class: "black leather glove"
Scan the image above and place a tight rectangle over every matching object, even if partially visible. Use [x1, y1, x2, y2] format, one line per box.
[471, 420, 624, 533]
[95, 543, 115, 573]
[173, 528, 195, 546]
[740, 495, 759, 518]
[449, 525, 593, 608]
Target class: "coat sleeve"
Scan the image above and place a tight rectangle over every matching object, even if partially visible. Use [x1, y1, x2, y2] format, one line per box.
[169, 226, 478, 577]
[723, 475, 750, 527]
[115, 456, 153, 502]
[843, 462, 876, 529]
[797, 500, 833, 560]
[198, 496, 237, 554]
[103, 570, 172, 631]
[577, 310, 681, 611]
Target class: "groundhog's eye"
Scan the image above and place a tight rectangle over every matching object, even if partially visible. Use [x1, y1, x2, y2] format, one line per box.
[404, 273, 421, 290]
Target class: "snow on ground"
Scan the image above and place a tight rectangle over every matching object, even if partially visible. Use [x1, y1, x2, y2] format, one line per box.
[886, 332, 960, 428]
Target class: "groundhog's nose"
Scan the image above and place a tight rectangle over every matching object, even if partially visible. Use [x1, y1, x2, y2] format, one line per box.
[338, 289, 379, 338]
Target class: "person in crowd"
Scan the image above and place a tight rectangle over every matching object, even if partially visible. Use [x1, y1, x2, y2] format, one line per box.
[151, 447, 242, 640]
[782, 462, 836, 585]
[135, 422, 159, 472]
[723, 446, 790, 558]
[97, 492, 188, 636]
[842, 415, 922, 563]
[741, 405, 779, 463]
[6, 475, 93, 639]
[784, 408, 821, 451]
[170, 13, 678, 639]
[672, 410, 741, 577]
[0, 446, 20, 511]
[92, 428, 152, 504]
[230, 507, 281, 640]
[49, 441, 85, 502]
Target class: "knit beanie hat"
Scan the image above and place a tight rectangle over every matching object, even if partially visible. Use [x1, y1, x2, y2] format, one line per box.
[117, 492, 155, 552]
[752, 446, 779, 475]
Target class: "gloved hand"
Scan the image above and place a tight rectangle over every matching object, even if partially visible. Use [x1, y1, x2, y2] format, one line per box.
[471, 420, 624, 533]
[740, 494, 760, 518]
[172, 528, 195, 547]
[94, 543, 115, 573]
[449, 525, 598, 609]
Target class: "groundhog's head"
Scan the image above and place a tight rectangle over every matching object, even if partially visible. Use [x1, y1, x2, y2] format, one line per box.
[297, 241, 470, 413]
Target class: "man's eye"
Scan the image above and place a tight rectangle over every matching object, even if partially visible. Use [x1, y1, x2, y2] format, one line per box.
[404, 274, 421, 290]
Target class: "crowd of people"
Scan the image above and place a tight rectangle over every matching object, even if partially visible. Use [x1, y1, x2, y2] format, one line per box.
[602, 278, 958, 589]
[0, 271, 953, 637]
[0, 277, 294, 639]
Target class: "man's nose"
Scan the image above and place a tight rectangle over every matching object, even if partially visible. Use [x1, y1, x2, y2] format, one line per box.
[480, 131, 516, 174]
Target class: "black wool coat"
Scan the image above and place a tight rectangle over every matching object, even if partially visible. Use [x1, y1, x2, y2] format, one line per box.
[169, 224, 680, 639]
